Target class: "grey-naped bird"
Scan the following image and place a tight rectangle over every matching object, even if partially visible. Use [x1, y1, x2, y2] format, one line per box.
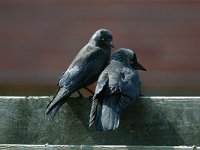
[45, 29, 114, 121]
[89, 48, 146, 131]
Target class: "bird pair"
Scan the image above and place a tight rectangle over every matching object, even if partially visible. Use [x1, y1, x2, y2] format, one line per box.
[45, 29, 146, 131]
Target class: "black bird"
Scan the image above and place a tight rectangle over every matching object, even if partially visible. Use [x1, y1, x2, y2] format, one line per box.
[45, 29, 114, 121]
[89, 48, 146, 131]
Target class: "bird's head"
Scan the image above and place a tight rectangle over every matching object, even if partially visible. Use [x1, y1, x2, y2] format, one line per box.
[90, 29, 114, 48]
[130, 50, 147, 71]
[112, 48, 147, 71]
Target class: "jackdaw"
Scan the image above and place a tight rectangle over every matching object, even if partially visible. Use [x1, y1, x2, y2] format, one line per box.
[45, 29, 114, 121]
[89, 48, 146, 131]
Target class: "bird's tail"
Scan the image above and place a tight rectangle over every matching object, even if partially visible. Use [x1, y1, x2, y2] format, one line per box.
[89, 98, 98, 127]
[96, 95, 120, 131]
[45, 87, 70, 121]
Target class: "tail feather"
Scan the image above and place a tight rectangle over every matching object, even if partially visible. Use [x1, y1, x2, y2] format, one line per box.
[89, 98, 98, 127]
[45, 87, 70, 121]
[46, 104, 62, 121]
[96, 95, 120, 131]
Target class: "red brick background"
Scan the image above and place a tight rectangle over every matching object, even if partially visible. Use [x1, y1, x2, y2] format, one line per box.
[0, 0, 200, 95]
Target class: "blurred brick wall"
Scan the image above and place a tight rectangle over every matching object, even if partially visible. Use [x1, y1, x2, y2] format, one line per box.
[0, 0, 200, 95]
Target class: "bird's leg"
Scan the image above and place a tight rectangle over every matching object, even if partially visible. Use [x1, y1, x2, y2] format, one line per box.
[84, 87, 94, 95]
[77, 90, 84, 98]
[76, 87, 94, 101]
[83, 87, 94, 103]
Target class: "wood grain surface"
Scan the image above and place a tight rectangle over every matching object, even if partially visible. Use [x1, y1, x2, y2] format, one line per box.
[0, 96, 199, 145]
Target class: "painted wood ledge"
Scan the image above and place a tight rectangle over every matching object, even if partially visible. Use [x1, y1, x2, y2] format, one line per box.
[0, 96, 200, 146]
[0, 144, 199, 150]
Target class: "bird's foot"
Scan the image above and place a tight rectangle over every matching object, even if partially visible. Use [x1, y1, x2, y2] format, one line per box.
[84, 87, 94, 95]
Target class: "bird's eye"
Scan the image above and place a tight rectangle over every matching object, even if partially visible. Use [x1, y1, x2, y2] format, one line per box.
[101, 38, 105, 41]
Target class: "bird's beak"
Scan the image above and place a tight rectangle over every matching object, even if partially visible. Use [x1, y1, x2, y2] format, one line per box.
[107, 40, 114, 48]
[135, 62, 147, 71]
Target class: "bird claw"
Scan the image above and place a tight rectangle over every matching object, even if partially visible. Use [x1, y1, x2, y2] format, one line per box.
[84, 87, 94, 95]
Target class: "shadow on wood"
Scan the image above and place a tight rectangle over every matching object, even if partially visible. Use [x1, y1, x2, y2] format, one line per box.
[67, 98, 185, 145]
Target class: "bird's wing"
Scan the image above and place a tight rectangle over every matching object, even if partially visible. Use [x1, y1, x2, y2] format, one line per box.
[46, 64, 87, 118]
[102, 66, 141, 113]
[95, 95, 120, 131]
[89, 71, 109, 127]
[93, 71, 109, 99]
[93, 66, 122, 131]
[119, 68, 141, 98]
[91, 63, 121, 131]
[58, 45, 107, 88]
[46, 45, 106, 120]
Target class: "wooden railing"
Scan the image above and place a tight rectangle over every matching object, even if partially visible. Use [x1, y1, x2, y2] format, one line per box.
[0, 96, 199, 149]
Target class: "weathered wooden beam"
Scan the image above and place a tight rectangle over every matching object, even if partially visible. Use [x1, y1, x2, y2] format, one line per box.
[0, 144, 199, 150]
[0, 96, 200, 146]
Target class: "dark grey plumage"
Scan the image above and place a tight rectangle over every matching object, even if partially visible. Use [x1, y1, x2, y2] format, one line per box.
[45, 29, 114, 121]
[89, 48, 146, 131]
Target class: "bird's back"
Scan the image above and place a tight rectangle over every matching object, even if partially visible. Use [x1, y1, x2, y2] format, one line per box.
[90, 60, 141, 131]
[59, 43, 110, 88]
